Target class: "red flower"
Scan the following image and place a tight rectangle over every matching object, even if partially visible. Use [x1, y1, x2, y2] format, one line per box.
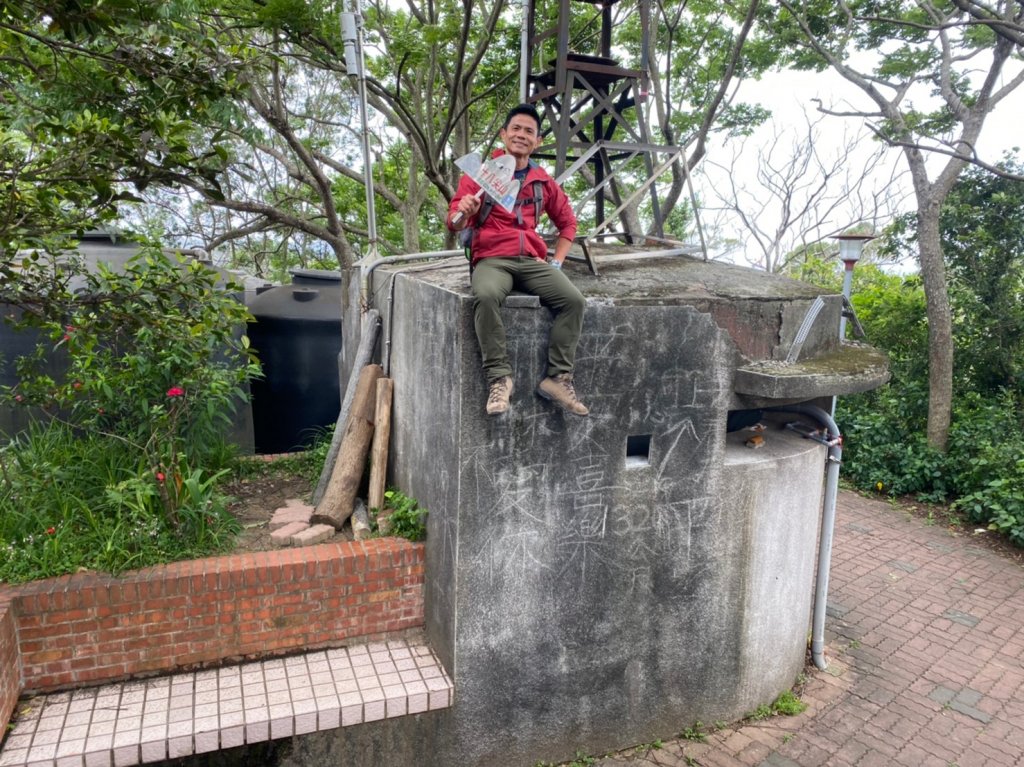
[72, 381, 83, 390]
[46, 526, 56, 535]
[156, 472, 166, 483]
[166, 386, 185, 398]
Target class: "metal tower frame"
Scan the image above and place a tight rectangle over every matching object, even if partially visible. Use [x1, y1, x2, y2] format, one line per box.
[522, 0, 682, 241]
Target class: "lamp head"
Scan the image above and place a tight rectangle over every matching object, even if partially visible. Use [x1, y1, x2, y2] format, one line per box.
[834, 233, 875, 264]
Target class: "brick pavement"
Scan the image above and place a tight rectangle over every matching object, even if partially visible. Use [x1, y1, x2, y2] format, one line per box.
[591, 490, 1024, 767]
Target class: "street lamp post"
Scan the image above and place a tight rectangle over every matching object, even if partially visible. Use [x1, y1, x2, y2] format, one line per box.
[835, 233, 875, 340]
[831, 233, 875, 421]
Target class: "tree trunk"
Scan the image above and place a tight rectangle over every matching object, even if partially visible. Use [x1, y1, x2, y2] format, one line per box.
[915, 196, 954, 451]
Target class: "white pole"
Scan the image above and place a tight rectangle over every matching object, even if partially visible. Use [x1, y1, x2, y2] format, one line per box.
[341, 1, 378, 262]
[520, 0, 531, 101]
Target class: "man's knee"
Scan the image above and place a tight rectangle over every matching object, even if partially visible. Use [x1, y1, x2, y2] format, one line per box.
[473, 287, 505, 310]
[563, 286, 585, 316]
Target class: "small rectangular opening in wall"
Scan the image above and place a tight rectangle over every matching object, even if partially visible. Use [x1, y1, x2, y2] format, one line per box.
[625, 434, 652, 467]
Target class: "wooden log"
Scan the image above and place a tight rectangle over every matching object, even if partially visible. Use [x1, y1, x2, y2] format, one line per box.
[351, 499, 372, 541]
[312, 363, 383, 529]
[368, 378, 393, 514]
[312, 309, 381, 505]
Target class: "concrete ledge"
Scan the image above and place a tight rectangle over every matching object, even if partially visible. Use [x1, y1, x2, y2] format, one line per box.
[734, 342, 890, 401]
[0, 637, 453, 767]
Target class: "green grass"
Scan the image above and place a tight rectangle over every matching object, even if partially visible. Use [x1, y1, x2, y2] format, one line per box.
[748, 690, 809, 720]
[0, 422, 239, 584]
[680, 721, 706, 741]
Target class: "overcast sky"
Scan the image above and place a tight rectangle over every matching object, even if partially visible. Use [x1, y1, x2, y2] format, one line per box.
[692, 65, 1024, 270]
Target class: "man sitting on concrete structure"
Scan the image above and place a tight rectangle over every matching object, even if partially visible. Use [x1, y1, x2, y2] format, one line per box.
[447, 103, 588, 417]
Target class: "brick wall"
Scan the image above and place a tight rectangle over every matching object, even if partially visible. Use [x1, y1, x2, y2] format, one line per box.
[3, 537, 424, 699]
[0, 599, 20, 734]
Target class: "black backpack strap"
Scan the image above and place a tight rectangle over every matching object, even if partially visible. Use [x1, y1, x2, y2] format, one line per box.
[477, 194, 496, 226]
[514, 180, 544, 226]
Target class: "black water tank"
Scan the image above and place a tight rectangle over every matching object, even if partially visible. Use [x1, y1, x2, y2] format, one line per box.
[248, 269, 343, 454]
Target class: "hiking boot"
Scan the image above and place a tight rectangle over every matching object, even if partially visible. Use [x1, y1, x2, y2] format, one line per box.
[536, 373, 589, 416]
[486, 376, 513, 416]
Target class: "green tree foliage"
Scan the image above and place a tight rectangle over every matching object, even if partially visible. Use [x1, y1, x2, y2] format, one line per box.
[587, 0, 777, 235]
[825, 162, 1024, 545]
[0, 0, 240, 257]
[770, 0, 1024, 450]
[885, 157, 1024, 398]
[2, 0, 790, 273]
[939, 161, 1024, 397]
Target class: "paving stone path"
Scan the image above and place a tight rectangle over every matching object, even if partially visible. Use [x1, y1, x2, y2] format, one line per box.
[592, 490, 1024, 767]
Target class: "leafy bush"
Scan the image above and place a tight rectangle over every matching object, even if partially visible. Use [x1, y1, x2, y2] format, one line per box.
[374, 488, 428, 542]
[0, 244, 259, 581]
[945, 392, 1024, 545]
[829, 209, 1024, 546]
[839, 386, 1024, 539]
[838, 381, 948, 502]
[954, 472, 1024, 546]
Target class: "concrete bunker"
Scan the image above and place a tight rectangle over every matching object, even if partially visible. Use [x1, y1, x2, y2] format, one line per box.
[293, 247, 889, 767]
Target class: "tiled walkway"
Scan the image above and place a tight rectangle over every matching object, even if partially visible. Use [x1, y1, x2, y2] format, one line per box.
[592, 490, 1024, 767]
[0, 637, 452, 767]
[5, 490, 1023, 767]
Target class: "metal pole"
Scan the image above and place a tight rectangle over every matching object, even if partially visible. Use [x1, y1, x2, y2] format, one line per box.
[838, 258, 855, 340]
[341, 1, 378, 262]
[766, 404, 843, 671]
[520, 0, 531, 101]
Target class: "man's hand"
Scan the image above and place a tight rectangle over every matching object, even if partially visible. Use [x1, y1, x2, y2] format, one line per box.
[452, 194, 482, 228]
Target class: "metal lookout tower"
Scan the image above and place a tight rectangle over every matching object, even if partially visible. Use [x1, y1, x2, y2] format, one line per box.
[522, 0, 683, 242]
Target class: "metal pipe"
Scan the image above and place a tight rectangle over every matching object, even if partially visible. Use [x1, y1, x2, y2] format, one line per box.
[520, 0, 531, 101]
[838, 262, 855, 341]
[786, 297, 826, 365]
[765, 403, 842, 671]
[361, 251, 464, 375]
[342, 1, 378, 260]
[360, 244, 702, 368]
[311, 308, 381, 505]
[363, 250, 462, 297]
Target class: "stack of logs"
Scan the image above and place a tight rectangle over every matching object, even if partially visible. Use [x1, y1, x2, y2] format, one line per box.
[310, 310, 393, 537]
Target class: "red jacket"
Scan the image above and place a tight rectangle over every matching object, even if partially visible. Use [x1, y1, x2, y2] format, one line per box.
[448, 152, 578, 267]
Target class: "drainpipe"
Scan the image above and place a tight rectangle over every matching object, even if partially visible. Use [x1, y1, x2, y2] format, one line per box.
[765, 403, 842, 671]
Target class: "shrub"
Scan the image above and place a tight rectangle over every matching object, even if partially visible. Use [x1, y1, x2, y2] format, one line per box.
[837, 381, 948, 502]
[839, 385, 1024, 542]
[0, 244, 259, 581]
[373, 488, 428, 542]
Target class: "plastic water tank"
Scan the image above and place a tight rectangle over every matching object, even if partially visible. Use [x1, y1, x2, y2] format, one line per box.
[247, 269, 343, 454]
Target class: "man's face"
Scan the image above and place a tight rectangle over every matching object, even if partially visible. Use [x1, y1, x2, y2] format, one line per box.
[500, 114, 542, 162]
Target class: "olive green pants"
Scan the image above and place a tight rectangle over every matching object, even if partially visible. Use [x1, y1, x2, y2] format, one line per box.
[471, 256, 585, 383]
